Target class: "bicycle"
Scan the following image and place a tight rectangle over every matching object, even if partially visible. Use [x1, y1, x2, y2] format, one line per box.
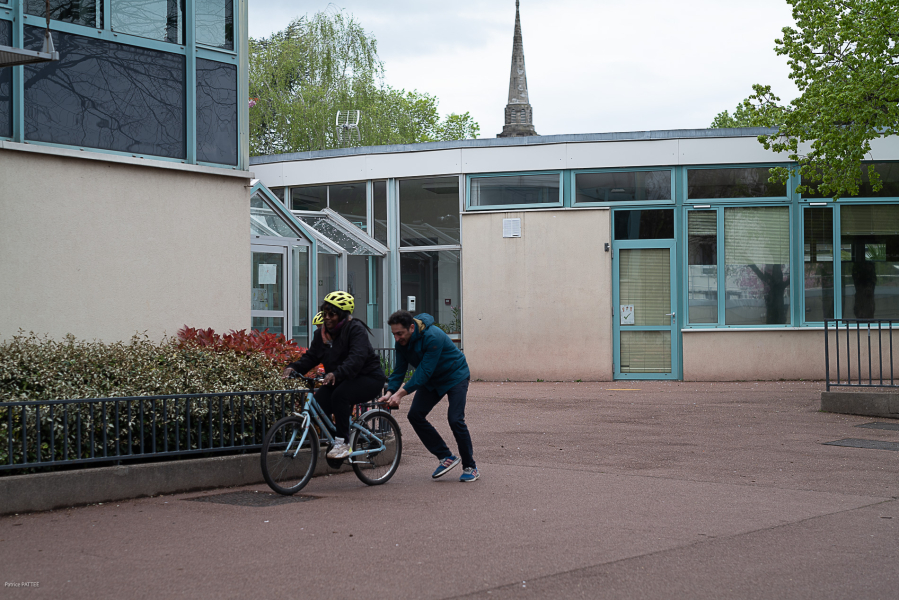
[260, 374, 402, 495]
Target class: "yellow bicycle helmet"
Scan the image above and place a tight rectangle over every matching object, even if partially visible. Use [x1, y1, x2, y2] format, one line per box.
[312, 311, 324, 326]
[323, 291, 355, 313]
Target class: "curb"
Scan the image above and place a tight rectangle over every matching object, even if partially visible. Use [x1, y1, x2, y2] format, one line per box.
[0, 452, 350, 516]
[821, 391, 899, 419]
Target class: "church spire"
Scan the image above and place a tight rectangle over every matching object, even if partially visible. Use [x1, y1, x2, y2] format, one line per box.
[498, 0, 538, 138]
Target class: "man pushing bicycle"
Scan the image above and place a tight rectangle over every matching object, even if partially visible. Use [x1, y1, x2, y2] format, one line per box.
[380, 310, 479, 482]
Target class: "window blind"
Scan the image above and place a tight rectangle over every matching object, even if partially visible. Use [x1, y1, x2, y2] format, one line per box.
[724, 207, 790, 265]
[840, 204, 899, 236]
[619, 248, 670, 326]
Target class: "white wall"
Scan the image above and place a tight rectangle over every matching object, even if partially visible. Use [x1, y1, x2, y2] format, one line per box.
[0, 151, 251, 342]
[254, 133, 899, 188]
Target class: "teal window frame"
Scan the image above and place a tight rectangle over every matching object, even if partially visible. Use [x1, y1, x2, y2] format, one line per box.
[1, 0, 245, 170]
[804, 198, 899, 324]
[684, 164, 792, 204]
[681, 201, 796, 329]
[571, 167, 675, 207]
[465, 170, 564, 211]
[799, 203, 837, 326]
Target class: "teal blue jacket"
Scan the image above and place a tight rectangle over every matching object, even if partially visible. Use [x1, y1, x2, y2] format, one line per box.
[387, 313, 470, 397]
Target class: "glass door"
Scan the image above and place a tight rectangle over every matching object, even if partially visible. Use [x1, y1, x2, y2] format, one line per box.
[613, 242, 678, 379]
[251, 245, 287, 336]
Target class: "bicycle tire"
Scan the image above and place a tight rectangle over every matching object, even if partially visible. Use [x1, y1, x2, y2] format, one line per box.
[349, 410, 402, 486]
[261, 416, 319, 495]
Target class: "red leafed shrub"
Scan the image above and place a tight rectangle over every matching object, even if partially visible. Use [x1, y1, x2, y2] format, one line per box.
[177, 326, 307, 364]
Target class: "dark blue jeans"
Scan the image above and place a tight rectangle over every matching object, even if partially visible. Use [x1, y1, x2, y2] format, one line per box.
[407, 378, 475, 469]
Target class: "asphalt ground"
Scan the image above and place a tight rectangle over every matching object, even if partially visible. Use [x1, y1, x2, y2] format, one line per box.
[1, 381, 898, 599]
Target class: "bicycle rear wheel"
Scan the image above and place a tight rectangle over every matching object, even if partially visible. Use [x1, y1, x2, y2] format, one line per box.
[349, 410, 402, 486]
[261, 416, 319, 495]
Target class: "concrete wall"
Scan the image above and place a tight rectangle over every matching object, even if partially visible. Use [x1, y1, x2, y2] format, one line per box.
[461, 210, 613, 381]
[0, 150, 251, 342]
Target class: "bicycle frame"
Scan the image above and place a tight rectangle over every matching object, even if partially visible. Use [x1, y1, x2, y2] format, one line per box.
[292, 391, 387, 461]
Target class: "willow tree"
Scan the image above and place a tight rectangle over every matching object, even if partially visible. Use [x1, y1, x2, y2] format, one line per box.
[710, 0, 899, 199]
[250, 12, 479, 155]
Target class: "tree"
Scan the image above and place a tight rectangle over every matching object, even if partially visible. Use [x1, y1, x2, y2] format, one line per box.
[709, 98, 776, 129]
[710, 0, 899, 199]
[249, 11, 479, 155]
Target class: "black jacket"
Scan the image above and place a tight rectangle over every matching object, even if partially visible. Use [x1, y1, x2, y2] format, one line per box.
[288, 318, 385, 384]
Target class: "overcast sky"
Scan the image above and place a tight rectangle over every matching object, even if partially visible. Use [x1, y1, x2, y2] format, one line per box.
[248, 1, 800, 138]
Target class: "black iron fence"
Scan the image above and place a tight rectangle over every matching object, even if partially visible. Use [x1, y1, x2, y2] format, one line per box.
[825, 319, 898, 391]
[0, 390, 387, 473]
[375, 348, 415, 380]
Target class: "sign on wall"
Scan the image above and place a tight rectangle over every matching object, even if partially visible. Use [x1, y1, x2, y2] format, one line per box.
[258, 264, 277, 284]
[620, 305, 635, 325]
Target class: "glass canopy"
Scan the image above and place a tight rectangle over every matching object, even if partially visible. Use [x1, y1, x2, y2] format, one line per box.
[251, 192, 301, 238]
[300, 212, 387, 257]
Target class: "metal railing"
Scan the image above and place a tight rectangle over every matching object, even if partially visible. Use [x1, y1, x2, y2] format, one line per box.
[0, 389, 385, 473]
[825, 319, 897, 391]
[375, 348, 415, 380]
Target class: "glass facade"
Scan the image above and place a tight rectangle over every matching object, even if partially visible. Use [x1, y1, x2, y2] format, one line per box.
[111, 0, 183, 44]
[328, 182, 367, 231]
[401, 250, 461, 331]
[803, 207, 834, 322]
[724, 207, 791, 325]
[470, 173, 559, 207]
[291, 186, 327, 211]
[196, 0, 233, 50]
[269, 187, 286, 203]
[803, 163, 899, 198]
[251, 192, 300, 237]
[253, 157, 898, 379]
[688, 168, 787, 199]
[840, 204, 899, 319]
[317, 252, 338, 310]
[26, 0, 99, 28]
[0, 19, 11, 138]
[400, 177, 460, 246]
[614, 210, 674, 240]
[687, 211, 718, 324]
[3, 0, 243, 168]
[196, 59, 237, 165]
[576, 170, 671, 203]
[24, 27, 186, 158]
[252, 251, 283, 312]
[291, 246, 309, 348]
[373, 180, 388, 246]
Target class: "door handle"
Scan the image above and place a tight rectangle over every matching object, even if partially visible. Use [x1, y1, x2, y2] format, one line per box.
[665, 312, 676, 317]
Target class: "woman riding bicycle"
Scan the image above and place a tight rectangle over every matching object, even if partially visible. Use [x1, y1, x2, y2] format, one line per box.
[283, 291, 386, 460]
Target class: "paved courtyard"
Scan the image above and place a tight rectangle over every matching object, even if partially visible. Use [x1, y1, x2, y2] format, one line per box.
[2, 381, 898, 599]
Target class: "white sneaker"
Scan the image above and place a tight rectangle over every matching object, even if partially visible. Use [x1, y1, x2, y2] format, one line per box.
[327, 438, 351, 459]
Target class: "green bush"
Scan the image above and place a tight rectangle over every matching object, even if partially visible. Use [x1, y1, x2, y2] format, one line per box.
[0, 332, 312, 471]
[0, 332, 306, 402]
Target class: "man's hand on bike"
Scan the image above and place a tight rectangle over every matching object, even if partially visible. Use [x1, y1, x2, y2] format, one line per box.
[322, 372, 336, 386]
[381, 388, 407, 409]
[282, 367, 296, 379]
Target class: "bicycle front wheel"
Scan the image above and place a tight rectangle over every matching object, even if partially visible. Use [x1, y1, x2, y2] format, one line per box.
[261, 416, 319, 495]
[349, 410, 402, 486]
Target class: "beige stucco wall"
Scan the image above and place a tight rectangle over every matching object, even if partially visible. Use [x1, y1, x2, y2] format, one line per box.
[683, 329, 899, 381]
[461, 209, 613, 381]
[0, 150, 251, 342]
[683, 330, 828, 381]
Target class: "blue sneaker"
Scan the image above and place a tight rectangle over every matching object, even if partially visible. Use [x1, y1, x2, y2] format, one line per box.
[459, 467, 480, 482]
[432, 455, 461, 478]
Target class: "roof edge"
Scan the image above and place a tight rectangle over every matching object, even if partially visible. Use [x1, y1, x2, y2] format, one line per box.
[249, 127, 778, 165]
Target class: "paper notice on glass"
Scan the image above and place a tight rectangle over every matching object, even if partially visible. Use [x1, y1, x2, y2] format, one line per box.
[620, 305, 635, 325]
[258, 264, 277, 285]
